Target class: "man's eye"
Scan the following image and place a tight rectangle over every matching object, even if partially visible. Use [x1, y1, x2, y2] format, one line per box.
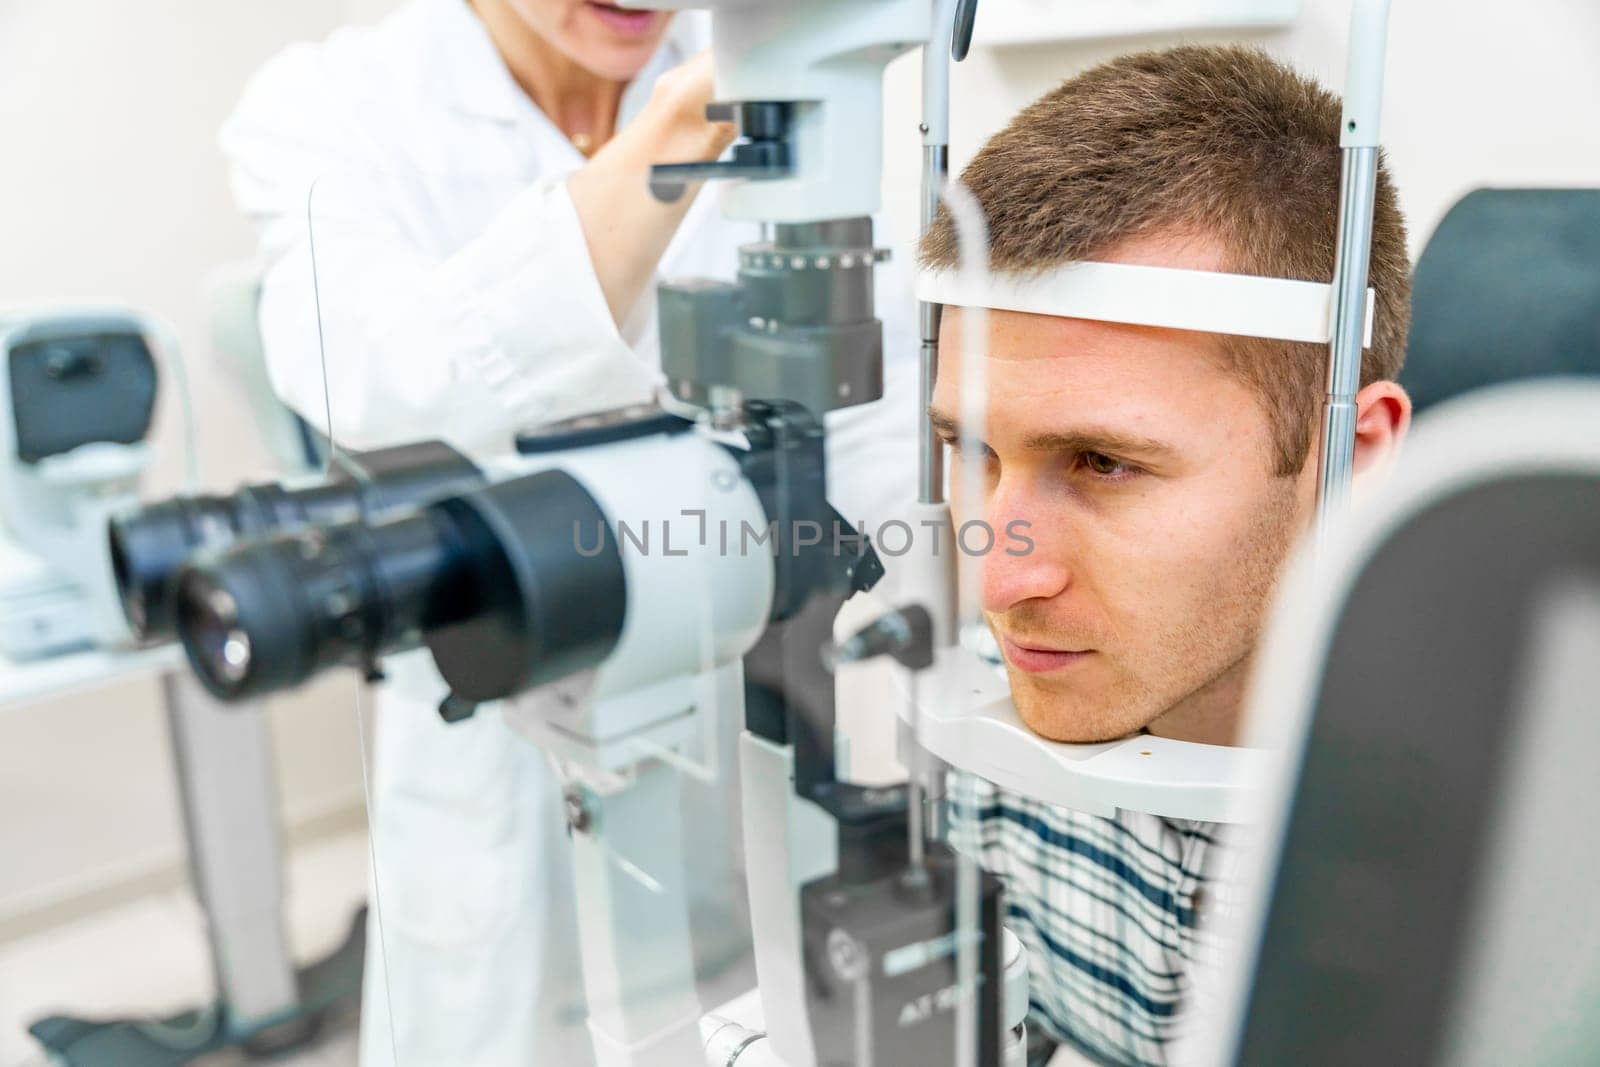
[1081, 451, 1133, 477]
[947, 438, 992, 462]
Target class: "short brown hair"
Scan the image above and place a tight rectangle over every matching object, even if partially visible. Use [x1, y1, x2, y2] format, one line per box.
[921, 45, 1410, 475]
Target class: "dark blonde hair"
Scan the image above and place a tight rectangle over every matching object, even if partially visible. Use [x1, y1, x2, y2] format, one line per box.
[921, 45, 1410, 475]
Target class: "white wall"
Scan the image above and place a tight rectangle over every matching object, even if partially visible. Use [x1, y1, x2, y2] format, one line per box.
[881, 0, 1600, 262]
[3, 0, 1597, 937]
[0, 0, 405, 936]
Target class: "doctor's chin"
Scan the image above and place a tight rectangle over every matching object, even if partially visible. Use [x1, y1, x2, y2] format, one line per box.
[5, 1, 1598, 1066]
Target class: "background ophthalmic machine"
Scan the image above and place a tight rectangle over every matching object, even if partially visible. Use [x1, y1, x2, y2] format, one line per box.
[0, 309, 374, 1067]
[104, 0, 1401, 1064]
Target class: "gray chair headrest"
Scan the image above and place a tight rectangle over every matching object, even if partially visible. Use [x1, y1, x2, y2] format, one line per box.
[1403, 188, 1600, 413]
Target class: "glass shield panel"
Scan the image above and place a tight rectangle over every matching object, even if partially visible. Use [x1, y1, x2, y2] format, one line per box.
[298, 136, 761, 1063]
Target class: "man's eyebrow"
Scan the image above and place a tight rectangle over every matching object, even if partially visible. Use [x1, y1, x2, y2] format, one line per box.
[926, 407, 1175, 459]
[1022, 429, 1177, 458]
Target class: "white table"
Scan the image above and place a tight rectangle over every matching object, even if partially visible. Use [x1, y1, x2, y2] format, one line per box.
[0, 642, 183, 711]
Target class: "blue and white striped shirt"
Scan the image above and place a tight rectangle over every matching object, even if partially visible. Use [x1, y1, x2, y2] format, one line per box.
[956, 777, 1230, 1066]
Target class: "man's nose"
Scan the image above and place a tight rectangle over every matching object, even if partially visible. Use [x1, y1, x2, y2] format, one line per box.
[976, 481, 1071, 614]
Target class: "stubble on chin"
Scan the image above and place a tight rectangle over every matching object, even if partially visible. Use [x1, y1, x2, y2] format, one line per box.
[1005, 663, 1158, 744]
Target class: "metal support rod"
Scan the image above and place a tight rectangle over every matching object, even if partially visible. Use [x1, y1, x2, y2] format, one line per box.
[905, 670, 927, 874]
[918, 0, 957, 506]
[919, 146, 950, 504]
[1314, 146, 1379, 549]
[163, 669, 298, 1025]
[1315, 0, 1392, 550]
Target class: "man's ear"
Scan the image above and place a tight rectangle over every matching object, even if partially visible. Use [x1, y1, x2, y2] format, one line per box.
[1352, 380, 1411, 481]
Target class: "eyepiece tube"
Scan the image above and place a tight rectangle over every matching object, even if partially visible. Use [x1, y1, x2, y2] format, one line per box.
[173, 508, 475, 701]
[109, 441, 481, 642]
[172, 468, 629, 705]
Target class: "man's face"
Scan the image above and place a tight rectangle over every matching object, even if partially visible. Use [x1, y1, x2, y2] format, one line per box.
[931, 233, 1317, 744]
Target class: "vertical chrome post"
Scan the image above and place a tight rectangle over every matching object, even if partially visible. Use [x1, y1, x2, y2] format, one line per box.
[1314, 0, 1393, 551]
[918, 0, 957, 506]
[919, 143, 950, 505]
[911, 1, 960, 854]
[1314, 149, 1380, 548]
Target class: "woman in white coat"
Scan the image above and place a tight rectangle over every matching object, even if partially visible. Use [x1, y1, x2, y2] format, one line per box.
[219, 0, 917, 1063]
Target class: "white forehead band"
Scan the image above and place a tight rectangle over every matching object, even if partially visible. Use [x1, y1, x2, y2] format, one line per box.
[916, 261, 1376, 348]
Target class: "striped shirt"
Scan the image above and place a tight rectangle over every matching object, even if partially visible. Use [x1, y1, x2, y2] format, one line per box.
[952, 776, 1232, 1066]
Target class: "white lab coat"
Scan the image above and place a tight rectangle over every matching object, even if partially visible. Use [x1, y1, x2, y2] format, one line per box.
[219, 1, 918, 1064]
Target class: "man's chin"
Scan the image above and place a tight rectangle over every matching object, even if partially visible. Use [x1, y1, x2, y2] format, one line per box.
[1009, 676, 1147, 744]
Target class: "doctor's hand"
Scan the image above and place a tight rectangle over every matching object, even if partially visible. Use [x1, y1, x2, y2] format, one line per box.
[644, 51, 738, 163]
[569, 51, 736, 327]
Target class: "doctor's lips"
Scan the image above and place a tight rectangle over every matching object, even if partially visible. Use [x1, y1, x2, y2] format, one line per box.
[998, 634, 1094, 675]
[584, 1, 663, 37]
